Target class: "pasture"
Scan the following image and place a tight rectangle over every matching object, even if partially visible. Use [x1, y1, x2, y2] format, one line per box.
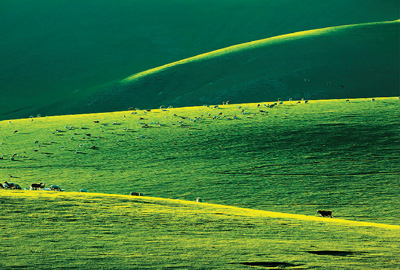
[0, 97, 399, 268]
[0, 191, 399, 269]
[0, 97, 399, 221]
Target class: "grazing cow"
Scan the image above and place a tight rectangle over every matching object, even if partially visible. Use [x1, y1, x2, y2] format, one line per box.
[30, 182, 45, 190]
[130, 192, 143, 196]
[93, 120, 100, 123]
[196, 197, 202, 202]
[49, 185, 62, 191]
[317, 210, 333, 218]
[80, 189, 87, 192]
[0, 183, 4, 189]
[371, 98, 375, 101]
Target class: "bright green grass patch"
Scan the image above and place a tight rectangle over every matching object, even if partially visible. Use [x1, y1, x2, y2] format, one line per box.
[0, 191, 399, 269]
[0, 97, 399, 226]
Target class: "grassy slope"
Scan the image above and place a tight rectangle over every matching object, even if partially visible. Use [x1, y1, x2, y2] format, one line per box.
[66, 20, 400, 115]
[0, 98, 399, 225]
[0, 0, 399, 120]
[0, 191, 399, 269]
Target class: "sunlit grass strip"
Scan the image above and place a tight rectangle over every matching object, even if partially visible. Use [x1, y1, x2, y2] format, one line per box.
[5, 190, 399, 231]
[123, 19, 400, 83]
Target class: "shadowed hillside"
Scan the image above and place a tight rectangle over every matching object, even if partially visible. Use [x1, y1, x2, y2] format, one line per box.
[0, 0, 399, 119]
[65, 20, 400, 114]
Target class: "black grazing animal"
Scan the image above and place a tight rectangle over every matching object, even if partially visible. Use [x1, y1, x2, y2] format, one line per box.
[0, 183, 4, 189]
[30, 182, 45, 190]
[317, 210, 333, 218]
[130, 192, 143, 196]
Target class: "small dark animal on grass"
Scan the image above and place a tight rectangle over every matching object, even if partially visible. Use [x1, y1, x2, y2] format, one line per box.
[317, 210, 333, 218]
[49, 185, 62, 191]
[4, 182, 22, 189]
[30, 182, 45, 190]
[130, 192, 143, 196]
[0, 183, 4, 189]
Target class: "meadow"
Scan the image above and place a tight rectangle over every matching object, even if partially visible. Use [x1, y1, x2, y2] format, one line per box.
[0, 191, 399, 269]
[0, 97, 399, 268]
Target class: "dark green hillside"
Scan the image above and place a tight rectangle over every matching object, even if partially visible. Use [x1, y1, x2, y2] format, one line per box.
[1, 0, 399, 120]
[66, 20, 400, 114]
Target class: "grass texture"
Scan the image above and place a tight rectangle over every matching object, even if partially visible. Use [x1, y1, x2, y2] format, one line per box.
[0, 191, 399, 269]
[0, 97, 399, 269]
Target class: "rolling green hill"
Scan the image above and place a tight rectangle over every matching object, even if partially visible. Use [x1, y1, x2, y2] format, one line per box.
[1, 97, 399, 224]
[65, 20, 400, 115]
[1, 97, 399, 268]
[0, 0, 399, 120]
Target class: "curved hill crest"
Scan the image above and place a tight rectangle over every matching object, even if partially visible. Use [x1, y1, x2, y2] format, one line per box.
[65, 19, 400, 114]
[1, 0, 399, 119]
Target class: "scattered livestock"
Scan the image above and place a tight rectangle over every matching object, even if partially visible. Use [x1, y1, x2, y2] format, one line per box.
[317, 210, 333, 218]
[80, 189, 87, 192]
[0, 98, 375, 202]
[30, 182, 45, 190]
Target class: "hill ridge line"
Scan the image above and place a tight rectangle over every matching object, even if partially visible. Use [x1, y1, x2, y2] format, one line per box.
[6, 191, 399, 230]
[122, 19, 399, 84]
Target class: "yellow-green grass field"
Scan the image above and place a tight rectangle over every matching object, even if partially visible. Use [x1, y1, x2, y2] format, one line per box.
[0, 191, 399, 269]
[0, 97, 399, 268]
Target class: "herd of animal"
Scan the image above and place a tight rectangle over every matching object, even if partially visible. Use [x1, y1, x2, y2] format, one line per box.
[0, 98, 346, 218]
[1, 182, 333, 217]
[0, 182, 63, 191]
